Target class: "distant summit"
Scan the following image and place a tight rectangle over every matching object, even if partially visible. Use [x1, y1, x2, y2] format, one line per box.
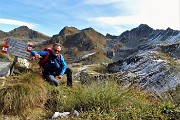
[0, 26, 51, 43]
[106, 24, 180, 93]
[9, 26, 50, 42]
[106, 33, 118, 39]
[12, 25, 29, 31]
[48, 26, 109, 64]
[137, 24, 151, 29]
[59, 26, 80, 36]
[81, 27, 104, 37]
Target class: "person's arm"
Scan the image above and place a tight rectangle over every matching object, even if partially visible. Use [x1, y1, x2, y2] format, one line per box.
[31, 50, 47, 59]
[59, 55, 67, 76]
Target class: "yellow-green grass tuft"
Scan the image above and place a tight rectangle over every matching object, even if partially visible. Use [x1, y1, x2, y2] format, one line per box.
[44, 81, 165, 119]
[0, 73, 48, 116]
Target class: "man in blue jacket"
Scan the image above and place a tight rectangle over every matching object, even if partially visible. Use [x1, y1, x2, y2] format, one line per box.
[31, 43, 72, 87]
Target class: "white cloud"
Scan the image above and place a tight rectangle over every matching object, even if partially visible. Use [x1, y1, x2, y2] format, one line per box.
[87, 16, 138, 35]
[0, 18, 38, 28]
[88, 16, 140, 25]
[87, 0, 180, 33]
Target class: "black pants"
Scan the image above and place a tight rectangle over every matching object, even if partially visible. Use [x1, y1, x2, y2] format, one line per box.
[43, 67, 73, 87]
[64, 67, 73, 87]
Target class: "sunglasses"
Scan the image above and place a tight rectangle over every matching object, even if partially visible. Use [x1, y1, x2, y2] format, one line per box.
[53, 49, 61, 53]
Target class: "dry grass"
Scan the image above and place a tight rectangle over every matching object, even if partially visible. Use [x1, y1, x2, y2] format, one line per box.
[0, 57, 179, 119]
[154, 50, 180, 71]
[0, 73, 47, 117]
[0, 73, 179, 119]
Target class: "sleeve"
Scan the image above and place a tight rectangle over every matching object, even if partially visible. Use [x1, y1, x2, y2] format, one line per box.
[31, 50, 47, 57]
[59, 55, 67, 75]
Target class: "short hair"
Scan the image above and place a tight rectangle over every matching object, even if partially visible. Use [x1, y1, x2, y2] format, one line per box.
[53, 43, 62, 48]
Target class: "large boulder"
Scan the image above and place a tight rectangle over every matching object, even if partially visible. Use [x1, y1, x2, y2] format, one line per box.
[17, 58, 30, 69]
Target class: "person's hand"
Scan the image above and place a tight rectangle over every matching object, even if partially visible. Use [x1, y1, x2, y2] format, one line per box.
[57, 75, 63, 79]
[34, 54, 42, 59]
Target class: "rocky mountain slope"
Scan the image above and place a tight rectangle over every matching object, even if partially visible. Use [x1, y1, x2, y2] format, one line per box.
[106, 24, 180, 93]
[0, 26, 50, 43]
[43, 26, 110, 64]
[0, 30, 9, 40]
[1, 24, 179, 94]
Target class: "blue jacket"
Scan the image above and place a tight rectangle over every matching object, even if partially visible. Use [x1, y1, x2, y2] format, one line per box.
[31, 50, 67, 76]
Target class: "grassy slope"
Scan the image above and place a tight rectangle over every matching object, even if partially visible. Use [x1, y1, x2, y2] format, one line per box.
[0, 42, 179, 119]
[0, 61, 179, 119]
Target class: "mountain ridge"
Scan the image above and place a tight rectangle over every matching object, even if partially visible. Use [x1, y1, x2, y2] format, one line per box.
[105, 24, 180, 93]
[46, 26, 109, 64]
[1, 24, 180, 94]
[0, 26, 51, 43]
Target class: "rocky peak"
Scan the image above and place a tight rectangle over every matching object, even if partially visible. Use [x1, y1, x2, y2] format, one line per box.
[106, 33, 118, 39]
[166, 27, 173, 31]
[49, 26, 109, 64]
[9, 26, 32, 33]
[82, 27, 94, 31]
[163, 27, 179, 37]
[81, 27, 105, 39]
[3, 26, 51, 43]
[18, 25, 29, 30]
[137, 24, 151, 29]
[59, 26, 80, 36]
[11, 26, 30, 32]
[118, 24, 153, 40]
[81, 27, 95, 35]
[130, 24, 153, 36]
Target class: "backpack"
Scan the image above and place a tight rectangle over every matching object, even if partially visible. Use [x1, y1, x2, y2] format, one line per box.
[39, 47, 61, 70]
[31, 46, 61, 70]
[38, 47, 52, 67]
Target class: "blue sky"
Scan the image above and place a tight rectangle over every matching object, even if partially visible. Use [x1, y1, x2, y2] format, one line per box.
[0, 0, 179, 37]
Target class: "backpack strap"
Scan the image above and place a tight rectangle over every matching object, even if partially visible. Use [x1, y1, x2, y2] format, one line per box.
[39, 51, 50, 66]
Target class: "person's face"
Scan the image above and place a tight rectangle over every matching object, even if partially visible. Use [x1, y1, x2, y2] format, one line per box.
[52, 45, 61, 56]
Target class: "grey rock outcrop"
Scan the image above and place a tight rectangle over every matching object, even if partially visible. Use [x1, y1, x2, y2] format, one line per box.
[0, 58, 11, 78]
[106, 24, 180, 94]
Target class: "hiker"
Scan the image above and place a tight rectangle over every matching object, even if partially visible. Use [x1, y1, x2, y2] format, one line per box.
[31, 43, 73, 87]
